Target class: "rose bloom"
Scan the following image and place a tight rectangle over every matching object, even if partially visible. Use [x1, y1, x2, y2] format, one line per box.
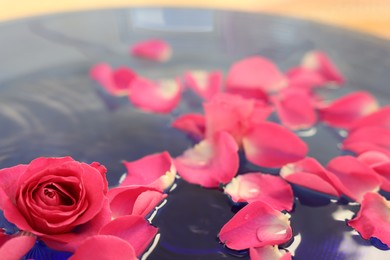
[0, 157, 111, 252]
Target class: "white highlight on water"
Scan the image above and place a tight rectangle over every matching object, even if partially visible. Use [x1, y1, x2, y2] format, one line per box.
[141, 233, 161, 260]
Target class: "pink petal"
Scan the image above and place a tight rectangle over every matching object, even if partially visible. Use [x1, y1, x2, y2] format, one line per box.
[224, 172, 294, 211]
[318, 91, 379, 129]
[129, 77, 181, 113]
[121, 151, 176, 191]
[286, 67, 327, 90]
[0, 164, 28, 199]
[326, 156, 381, 202]
[69, 235, 137, 260]
[108, 186, 166, 218]
[0, 233, 36, 259]
[171, 113, 206, 140]
[204, 93, 271, 144]
[342, 126, 390, 157]
[280, 157, 341, 197]
[242, 122, 308, 168]
[351, 106, 390, 131]
[41, 198, 112, 252]
[90, 63, 136, 96]
[301, 51, 344, 84]
[226, 56, 287, 94]
[358, 151, 390, 192]
[348, 192, 390, 246]
[219, 201, 292, 250]
[273, 88, 317, 130]
[357, 151, 390, 167]
[99, 215, 158, 256]
[183, 70, 222, 100]
[249, 246, 292, 260]
[130, 39, 171, 61]
[226, 56, 287, 95]
[174, 131, 239, 188]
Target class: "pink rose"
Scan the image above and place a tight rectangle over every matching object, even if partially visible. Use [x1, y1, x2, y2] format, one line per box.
[0, 157, 111, 252]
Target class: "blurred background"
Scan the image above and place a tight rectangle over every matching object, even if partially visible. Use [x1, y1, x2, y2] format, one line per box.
[1, 0, 390, 39]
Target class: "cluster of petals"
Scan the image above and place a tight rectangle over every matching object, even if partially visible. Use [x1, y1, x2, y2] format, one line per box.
[219, 201, 292, 250]
[0, 153, 177, 259]
[173, 92, 308, 187]
[348, 192, 390, 247]
[224, 172, 294, 211]
[281, 156, 382, 202]
[182, 70, 222, 100]
[358, 151, 390, 192]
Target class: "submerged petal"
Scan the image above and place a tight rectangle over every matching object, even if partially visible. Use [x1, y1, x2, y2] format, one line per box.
[174, 132, 239, 188]
[348, 192, 390, 246]
[121, 151, 176, 191]
[242, 122, 308, 168]
[224, 172, 294, 211]
[226, 56, 287, 94]
[326, 156, 381, 202]
[130, 39, 171, 61]
[280, 157, 340, 197]
[219, 201, 292, 250]
[129, 77, 182, 113]
[318, 91, 379, 129]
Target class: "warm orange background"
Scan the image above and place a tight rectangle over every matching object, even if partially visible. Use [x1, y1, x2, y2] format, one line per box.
[1, 0, 390, 39]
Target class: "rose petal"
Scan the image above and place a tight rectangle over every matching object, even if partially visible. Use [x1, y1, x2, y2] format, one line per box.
[273, 88, 317, 130]
[348, 192, 390, 246]
[226, 56, 287, 94]
[350, 105, 390, 131]
[249, 246, 292, 260]
[183, 70, 222, 100]
[99, 215, 158, 256]
[242, 122, 308, 168]
[90, 63, 136, 96]
[224, 172, 294, 211]
[219, 201, 292, 250]
[280, 157, 341, 197]
[0, 233, 36, 259]
[342, 126, 390, 157]
[129, 77, 181, 113]
[318, 91, 379, 129]
[174, 131, 239, 188]
[130, 39, 171, 61]
[69, 235, 137, 260]
[286, 67, 327, 90]
[0, 164, 28, 199]
[204, 93, 271, 144]
[326, 156, 381, 202]
[108, 186, 166, 218]
[301, 51, 344, 84]
[121, 151, 176, 191]
[357, 151, 390, 167]
[358, 152, 390, 192]
[41, 198, 112, 252]
[171, 113, 206, 140]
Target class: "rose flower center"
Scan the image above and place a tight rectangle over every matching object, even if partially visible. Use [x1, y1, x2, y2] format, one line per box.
[40, 183, 75, 206]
